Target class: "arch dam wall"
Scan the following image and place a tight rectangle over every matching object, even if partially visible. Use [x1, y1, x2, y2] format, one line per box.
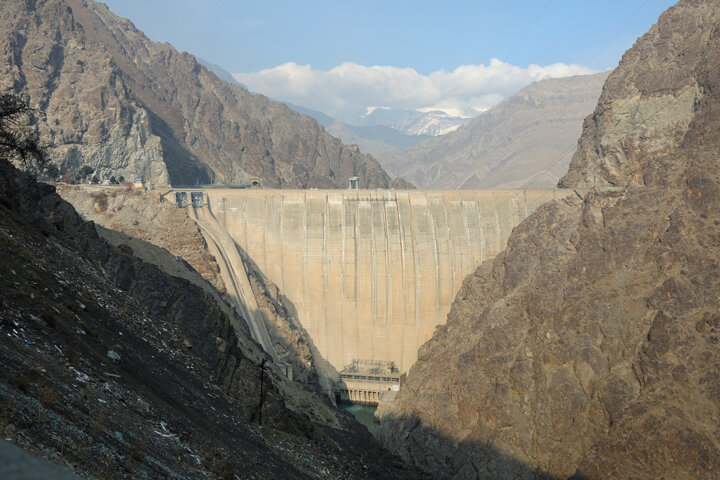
[203, 189, 573, 379]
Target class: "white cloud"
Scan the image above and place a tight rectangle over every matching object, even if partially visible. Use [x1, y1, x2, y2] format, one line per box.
[234, 59, 597, 123]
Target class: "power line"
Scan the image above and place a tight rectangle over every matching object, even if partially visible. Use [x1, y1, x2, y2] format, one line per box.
[493, 7, 716, 211]
[585, 0, 652, 65]
[504, 0, 553, 63]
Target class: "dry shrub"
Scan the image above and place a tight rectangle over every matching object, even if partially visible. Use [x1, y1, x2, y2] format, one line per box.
[40, 309, 57, 329]
[90, 407, 110, 435]
[118, 244, 134, 256]
[92, 191, 109, 213]
[38, 383, 58, 408]
[129, 439, 147, 462]
[13, 368, 40, 393]
[214, 461, 236, 480]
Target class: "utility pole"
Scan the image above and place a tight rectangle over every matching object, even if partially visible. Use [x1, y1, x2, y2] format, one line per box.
[257, 358, 266, 426]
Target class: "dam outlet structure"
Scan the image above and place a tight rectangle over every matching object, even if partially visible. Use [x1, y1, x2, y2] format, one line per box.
[183, 188, 575, 394]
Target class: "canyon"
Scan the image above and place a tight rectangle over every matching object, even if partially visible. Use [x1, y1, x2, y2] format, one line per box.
[375, 72, 609, 190]
[193, 188, 575, 378]
[2, 0, 719, 478]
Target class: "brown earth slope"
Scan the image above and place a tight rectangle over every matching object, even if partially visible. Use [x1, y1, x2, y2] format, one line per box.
[0, 0, 404, 189]
[0, 158, 427, 479]
[57, 185, 227, 293]
[59, 184, 331, 390]
[377, 1, 720, 478]
[377, 72, 608, 190]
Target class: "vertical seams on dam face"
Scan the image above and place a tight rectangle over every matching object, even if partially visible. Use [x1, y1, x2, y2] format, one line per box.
[207, 189, 572, 378]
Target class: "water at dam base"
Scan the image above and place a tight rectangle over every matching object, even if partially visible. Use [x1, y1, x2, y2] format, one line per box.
[338, 403, 378, 436]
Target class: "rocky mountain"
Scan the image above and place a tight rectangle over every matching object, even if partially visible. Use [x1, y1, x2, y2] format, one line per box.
[378, 72, 609, 189]
[275, 103, 426, 180]
[0, 155, 427, 477]
[0, 0, 402, 188]
[397, 111, 469, 137]
[58, 185, 228, 293]
[377, 1, 720, 478]
[284, 102, 336, 128]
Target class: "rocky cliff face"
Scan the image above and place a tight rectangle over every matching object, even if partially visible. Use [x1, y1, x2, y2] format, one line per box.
[0, 0, 401, 188]
[378, 72, 608, 190]
[558, 1, 711, 189]
[377, 1, 720, 478]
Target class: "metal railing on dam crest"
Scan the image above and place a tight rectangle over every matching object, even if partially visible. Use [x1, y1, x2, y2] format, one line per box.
[188, 188, 575, 381]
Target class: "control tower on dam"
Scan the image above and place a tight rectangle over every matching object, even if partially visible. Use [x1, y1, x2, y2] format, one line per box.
[204, 188, 573, 379]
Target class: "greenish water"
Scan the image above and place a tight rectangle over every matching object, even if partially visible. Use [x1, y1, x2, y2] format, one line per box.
[338, 403, 378, 436]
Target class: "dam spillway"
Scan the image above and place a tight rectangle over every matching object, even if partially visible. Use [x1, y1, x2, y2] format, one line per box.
[202, 189, 573, 378]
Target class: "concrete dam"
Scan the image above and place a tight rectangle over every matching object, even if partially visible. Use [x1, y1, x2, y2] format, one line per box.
[184, 188, 573, 382]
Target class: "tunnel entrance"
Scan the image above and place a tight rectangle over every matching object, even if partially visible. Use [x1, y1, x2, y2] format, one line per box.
[190, 191, 205, 207]
[173, 191, 206, 208]
[175, 191, 188, 207]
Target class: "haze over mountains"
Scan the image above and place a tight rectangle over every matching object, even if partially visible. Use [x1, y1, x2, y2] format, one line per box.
[377, 71, 610, 189]
[0, 0, 406, 189]
[220, 61, 607, 190]
[196, 36, 609, 192]
[353, 107, 471, 137]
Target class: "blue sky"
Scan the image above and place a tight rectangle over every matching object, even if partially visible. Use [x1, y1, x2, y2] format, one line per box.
[102, 0, 677, 122]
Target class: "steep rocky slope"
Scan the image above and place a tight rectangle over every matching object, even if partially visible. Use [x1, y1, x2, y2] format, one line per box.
[378, 72, 608, 189]
[0, 159, 426, 479]
[57, 185, 227, 293]
[59, 185, 331, 390]
[0, 0, 402, 189]
[377, 1, 720, 478]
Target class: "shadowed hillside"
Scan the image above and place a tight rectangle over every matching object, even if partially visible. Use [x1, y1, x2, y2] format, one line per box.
[0, 153, 426, 478]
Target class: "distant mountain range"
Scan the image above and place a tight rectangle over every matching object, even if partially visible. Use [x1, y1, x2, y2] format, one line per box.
[218, 64, 470, 139]
[280, 103, 432, 157]
[356, 107, 471, 136]
[197, 58, 246, 87]
[189, 35, 606, 192]
[196, 63, 433, 165]
[374, 72, 610, 189]
[282, 104, 471, 139]
[210, 59, 606, 190]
